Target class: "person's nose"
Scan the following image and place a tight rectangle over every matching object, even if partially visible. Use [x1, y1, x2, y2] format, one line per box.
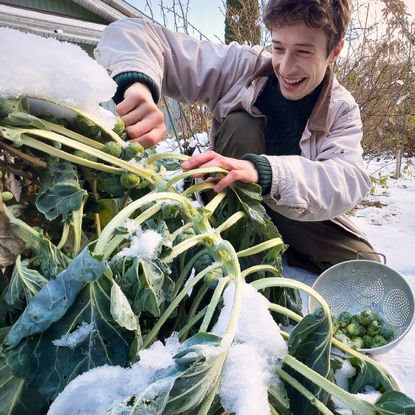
[279, 52, 296, 74]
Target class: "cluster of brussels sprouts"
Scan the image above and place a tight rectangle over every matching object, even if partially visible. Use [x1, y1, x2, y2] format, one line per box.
[332, 308, 394, 350]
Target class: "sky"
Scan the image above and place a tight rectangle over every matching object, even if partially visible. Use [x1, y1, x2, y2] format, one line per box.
[129, 0, 415, 43]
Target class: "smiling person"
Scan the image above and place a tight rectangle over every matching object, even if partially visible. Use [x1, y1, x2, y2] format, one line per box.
[95, 0, 379, 272]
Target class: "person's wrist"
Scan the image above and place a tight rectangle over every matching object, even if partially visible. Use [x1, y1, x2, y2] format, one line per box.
[112, 72, 160, 104]
[241, 153, 272, 195]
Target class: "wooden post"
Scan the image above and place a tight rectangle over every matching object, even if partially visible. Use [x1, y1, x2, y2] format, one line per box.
[395, 146, 402, 179]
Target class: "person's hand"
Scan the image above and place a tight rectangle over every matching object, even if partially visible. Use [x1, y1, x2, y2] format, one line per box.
[116, 82, 166, 147]
[181, 150, 258, 192]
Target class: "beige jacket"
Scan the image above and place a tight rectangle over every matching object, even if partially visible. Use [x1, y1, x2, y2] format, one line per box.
[95, 17, 371, 238]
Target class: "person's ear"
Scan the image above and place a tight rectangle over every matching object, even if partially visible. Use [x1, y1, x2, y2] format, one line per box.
[328, 39, 344, 63]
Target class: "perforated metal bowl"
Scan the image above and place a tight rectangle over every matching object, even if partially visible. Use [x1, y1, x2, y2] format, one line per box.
[308, 259, 415, 354]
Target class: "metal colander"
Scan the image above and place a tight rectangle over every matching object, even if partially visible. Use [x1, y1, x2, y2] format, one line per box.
[308, 259, 415, 354]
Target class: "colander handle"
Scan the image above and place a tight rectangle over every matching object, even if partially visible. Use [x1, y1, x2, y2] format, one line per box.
[356, 251, 386, 264]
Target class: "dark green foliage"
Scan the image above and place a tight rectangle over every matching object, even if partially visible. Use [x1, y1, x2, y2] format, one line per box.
[35, 162, 87, 221]
[283, 307, 331, 415]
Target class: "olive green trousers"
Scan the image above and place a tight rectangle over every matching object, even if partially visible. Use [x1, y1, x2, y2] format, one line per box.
[212, 111, 379, 272]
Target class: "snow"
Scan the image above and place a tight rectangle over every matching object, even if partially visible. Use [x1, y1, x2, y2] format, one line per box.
[116, 222, 163, 259]
[52, 322, 95, 349]
[0, 28, 117, 129]
[219, 343, 271, 415]
[286, 155, 415, 398]
[213, 282, 288, 415]
[48, 334, 181, 415]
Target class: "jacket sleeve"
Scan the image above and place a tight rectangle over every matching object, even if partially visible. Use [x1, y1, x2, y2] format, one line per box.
[94, 17, 267, 112]
[262, 100, 371, 221]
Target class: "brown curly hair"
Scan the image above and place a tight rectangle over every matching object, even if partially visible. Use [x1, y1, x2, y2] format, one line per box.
[263, 0, 351, 55]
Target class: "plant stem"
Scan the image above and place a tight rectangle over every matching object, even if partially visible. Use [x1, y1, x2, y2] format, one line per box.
[172, 249, 209, 298]
[182, 181, 215, 197]
[241, 264, 281, 279]
[23, 128, 156, 182]
[162, 234, 217, 263]
[144, 152, 189, 165]
[275, 367, 335, 415]
[237, 238, 284, 258]
[199, 277, 229, 333]
[143, 263, 223, 348]
[216, 211, 246, 234]
[0, 141, 47, 168]
[283, 355, 375, 415]
[204, 191, 226, 213]
[31, 96, 125, 145]
[17, 134, 122, 173]
[94, 192, 196, 255]
[57, 222, 70, 250]
[178, 307, 207, 340]
[166, 167, 228, 188]
[42, 120, 104, 149]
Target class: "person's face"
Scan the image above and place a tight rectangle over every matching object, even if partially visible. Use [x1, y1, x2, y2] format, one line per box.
[271, 23, 343, 100]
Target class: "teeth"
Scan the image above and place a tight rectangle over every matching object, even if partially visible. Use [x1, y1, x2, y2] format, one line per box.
[283, 77, 304, 85]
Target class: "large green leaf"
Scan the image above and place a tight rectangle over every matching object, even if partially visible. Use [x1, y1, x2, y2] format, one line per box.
[0, 209, 25, 268]
[4, 255, 48, 310]
[7, 210, 70, 279]
[111, 256, 174, 318]
[5, 274, 134, 400]
[0, 328, 48, 415]
[1, 112, 49, 130]
[4, 246, 106, 348]
[374, 390, 415, 414]
[35, 162, 87, 221]
[283, 307, 331, 415]
[349, 356, 395, 394]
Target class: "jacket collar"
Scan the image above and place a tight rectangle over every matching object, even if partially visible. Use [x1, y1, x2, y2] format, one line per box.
[249, 60, 333, 134]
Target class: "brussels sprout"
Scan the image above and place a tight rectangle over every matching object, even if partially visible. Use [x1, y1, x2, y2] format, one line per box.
[358, 308, 377, 326]
[203, 267, 223, 289]
[123, 142, 144, 160]
[334, 332, 353, 347]
[350, 337, 365, 350]
[113, 117, 125, 135]
[120, 172, 141, 189]
[346, 322, 366, 337]
[72, 114, 100, 137]
[194, 254, 212, 274]
[74, 149, 97, 162]
[1, 191, 13, 202]
[362, 334, 373, 348]
[101, 141, 122, 158]
[371, 335, 388, 348]
[379, 322, 394, 340]
[332, 316, 340, 334]
[367, 320, 381, 336]
[338, 311, 353, 328]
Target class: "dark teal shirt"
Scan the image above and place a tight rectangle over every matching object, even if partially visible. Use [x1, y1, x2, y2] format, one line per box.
[254, 74, 322, 156]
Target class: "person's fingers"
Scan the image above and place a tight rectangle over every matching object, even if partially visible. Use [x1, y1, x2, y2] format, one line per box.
[128, 125, 167, 148]
[181, 150, 220, 170]
[116, 93, 145, 117]
[124, 110, 164, 138]
[214, 170, 242, 192]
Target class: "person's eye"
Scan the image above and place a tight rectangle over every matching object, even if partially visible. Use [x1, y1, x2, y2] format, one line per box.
[299, 50, 312, 55]
[273, 47, 284, 53]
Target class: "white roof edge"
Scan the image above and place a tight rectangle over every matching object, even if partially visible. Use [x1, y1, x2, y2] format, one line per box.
[0, 4, 106, 44]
